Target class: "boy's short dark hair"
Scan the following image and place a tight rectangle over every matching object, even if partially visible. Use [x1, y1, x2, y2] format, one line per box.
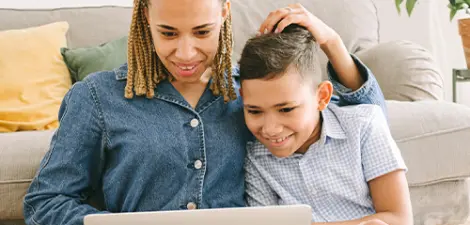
[238, 24, 320, 84]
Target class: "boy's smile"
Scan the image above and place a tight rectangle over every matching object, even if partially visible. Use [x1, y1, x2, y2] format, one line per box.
[241, 66, 331, 158]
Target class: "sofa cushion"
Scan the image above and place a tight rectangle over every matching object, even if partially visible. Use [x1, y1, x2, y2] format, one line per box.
[0, 21, 72, 132]
[387, 100, 470, 186]
[0, 6, 132, 48]
[356, 41, 445, 101]
[410, 179, 470, 225]
[0, 130, 55, 220]
[61, 36, 128, 82]
[230, 0, 379, 79]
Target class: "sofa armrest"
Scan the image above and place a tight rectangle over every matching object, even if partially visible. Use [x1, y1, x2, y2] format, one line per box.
[387, 100, 470, 186]
[0, 130, 55, 220]
[356, 40, 444, 101]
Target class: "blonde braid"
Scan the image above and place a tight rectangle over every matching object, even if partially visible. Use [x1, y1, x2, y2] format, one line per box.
[223, 13, 237, 101]
[126, 0, 164, 99]
[135, 14, 147, 96]
[209, 11, 237, 102]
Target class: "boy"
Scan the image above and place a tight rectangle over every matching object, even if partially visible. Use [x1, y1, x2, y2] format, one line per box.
[238, 23, 413, 225]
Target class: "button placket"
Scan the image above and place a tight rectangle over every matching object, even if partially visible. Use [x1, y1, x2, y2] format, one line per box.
[299, 160, 317, 196]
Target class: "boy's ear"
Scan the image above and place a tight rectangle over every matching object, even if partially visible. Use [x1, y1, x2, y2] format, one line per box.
[239, 87, 243, 98]
[316, 81, 333, 111]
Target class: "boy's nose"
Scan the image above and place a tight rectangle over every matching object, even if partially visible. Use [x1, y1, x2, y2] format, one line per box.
[262, 121, 283, 137]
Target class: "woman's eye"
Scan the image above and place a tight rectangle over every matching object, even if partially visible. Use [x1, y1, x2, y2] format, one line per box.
[196, 30, 210, 36]
[161, 32, 177, 37]
[279, 107, 295, 113]
[247, 110, 262, 115]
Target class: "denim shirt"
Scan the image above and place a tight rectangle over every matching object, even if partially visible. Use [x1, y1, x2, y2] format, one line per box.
[23, 55, 386, 225]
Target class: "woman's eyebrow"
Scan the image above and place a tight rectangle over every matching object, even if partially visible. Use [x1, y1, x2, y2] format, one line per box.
[193, 23, 216, 30]
[156, 23, 215, 30]
[156, 24, 176, 30]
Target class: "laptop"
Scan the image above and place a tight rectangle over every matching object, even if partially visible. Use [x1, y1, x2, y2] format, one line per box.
[84, 205, 312, 225]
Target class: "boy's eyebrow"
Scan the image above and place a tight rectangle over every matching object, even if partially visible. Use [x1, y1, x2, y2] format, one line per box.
[244, 104, 260, 109]
[244, 102, 296, 109]
[156, 23, 215, 30]
[274, 102, 294, 107]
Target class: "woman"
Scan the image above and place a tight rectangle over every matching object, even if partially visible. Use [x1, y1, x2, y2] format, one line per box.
[23, 0, 386, 225]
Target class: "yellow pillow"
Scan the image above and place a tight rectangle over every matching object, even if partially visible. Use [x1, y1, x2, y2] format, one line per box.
[0, 22, 72, 132]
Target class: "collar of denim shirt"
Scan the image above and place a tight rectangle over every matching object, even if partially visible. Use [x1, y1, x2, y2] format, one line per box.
[112, 63, 244, 113]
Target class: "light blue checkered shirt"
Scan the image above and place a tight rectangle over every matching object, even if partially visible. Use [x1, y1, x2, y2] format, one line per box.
[244, 104, 407, 222]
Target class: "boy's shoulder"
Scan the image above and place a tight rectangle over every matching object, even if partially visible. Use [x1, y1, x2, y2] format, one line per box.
[246, 140, 271, 159]
[324, 104, 387, 140]
[326, 103, 384, 126]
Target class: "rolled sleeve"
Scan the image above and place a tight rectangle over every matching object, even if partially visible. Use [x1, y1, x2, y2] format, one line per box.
[327, 54, 387, 116]
[360, 106, 407, 182]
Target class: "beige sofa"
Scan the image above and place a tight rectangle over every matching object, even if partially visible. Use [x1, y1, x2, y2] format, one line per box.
[1, 1, 470, 225]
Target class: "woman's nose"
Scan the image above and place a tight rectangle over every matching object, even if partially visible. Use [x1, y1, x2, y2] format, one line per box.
[175, 36, 197, 61]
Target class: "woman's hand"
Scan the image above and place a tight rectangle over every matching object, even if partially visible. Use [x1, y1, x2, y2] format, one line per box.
[258, 3, 338, 47]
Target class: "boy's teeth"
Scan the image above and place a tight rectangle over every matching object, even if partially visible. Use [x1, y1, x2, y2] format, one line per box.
[270, 136, 287, 143]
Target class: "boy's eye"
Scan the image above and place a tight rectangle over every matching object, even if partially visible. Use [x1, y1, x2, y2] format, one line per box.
[279, 107, 296, 113]
[161, 32, 177, 37]
[247, 110, 262, 115]
[196, 30, 211, 36]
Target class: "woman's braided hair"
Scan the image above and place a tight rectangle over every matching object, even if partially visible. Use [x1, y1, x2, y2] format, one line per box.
[125, 0, 237, 102]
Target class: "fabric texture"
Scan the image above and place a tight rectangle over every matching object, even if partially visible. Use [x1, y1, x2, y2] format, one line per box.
[387, 100, 470, 186]
[410, 179, 470, 225]
[0, 7, 132, 49]
[61, 36, 128, 82]
[245, 104, 406, 222]
[0, 130, 55, 220]
[356, 40, 445, 101]
[0, 21, 72, 132]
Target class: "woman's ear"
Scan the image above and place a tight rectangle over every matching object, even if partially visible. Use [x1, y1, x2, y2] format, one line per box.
[316, 81, 333, 111]
[144, 6, 150, 25]
[222, 1, 231, 22]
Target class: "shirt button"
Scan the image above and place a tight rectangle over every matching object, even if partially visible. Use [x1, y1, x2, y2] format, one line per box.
[194, 160, 203, 169]
[190, 119, 199, 128]
[309, 184, 317, 195]
[187, 202, 197, 210]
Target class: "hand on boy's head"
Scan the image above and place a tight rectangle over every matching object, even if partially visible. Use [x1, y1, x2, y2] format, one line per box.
[258, 3, 338, 46]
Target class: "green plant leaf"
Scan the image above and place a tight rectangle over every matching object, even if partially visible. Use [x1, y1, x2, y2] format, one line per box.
[448, 2, 454, 9]
[406, 0, 418, 16]
[451, 7, 458, 20]
[396, 0, 404, 14]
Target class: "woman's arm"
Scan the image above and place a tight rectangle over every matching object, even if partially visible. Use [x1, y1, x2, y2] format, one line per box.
[23, 80, 110, 225]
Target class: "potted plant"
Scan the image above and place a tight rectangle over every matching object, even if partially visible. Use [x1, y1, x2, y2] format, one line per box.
[396, 0, 470, 68]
